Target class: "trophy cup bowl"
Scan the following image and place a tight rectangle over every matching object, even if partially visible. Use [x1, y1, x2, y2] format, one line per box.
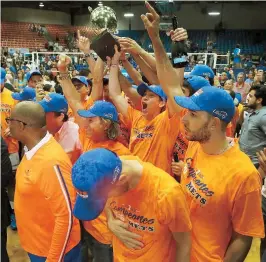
[89, 5, 120, 61]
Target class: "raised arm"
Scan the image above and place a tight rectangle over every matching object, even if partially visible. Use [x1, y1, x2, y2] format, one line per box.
[119, 37, 157, 71]
[119, 37, 159, 85]
[57, 55, 86, 127]
[118, 72, 142, 110]
[108, 46, 129, 117]
[91, 56, 105, 101]
[76, 30, 96, 75]
[141, 2, 186, 114]
[120, 53, 143, 85]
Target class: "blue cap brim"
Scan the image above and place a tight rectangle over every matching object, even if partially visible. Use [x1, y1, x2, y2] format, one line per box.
[78, 109, 97, 118]
[73, 194, 106, 221]
[38, 101, 51, 113]
[174, 96, 201, 111]
[72, 77, 88, 87]
[137, 83, 149, 97]
[11, 93, 23, 101]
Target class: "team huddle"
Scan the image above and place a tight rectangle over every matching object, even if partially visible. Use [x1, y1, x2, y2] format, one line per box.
[1, 2, 266, 262]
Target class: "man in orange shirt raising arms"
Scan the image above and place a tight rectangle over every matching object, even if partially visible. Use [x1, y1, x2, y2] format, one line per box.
[142, 2, 264, 261]
[72, 148, 192, 262]
[107, 44, 185, 175]
[8, 101, 80, 261]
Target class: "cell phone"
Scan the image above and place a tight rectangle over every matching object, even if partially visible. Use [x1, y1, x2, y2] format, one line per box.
[172, 16, 178, 30]
[173, 152, 179, 162]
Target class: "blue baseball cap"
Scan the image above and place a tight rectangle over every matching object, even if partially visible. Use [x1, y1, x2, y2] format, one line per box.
[72, 148, 122, 220]
[184, 75, 211, 92]
[38, 93, 68, 113]
[137, 83, 167, 101]
[190, 65, 215, 79]
[1, 67, 6, 84]
[26, 70, 42, 81]
[78, 101, 118, 122]
[71, 76, 88, 87]
[174, 86, 235, 123]
[12, 87, 36, 101]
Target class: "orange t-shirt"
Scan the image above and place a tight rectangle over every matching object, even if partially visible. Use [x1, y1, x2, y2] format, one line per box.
[172, 109, 189, 161]
[181, 140, 264, 262]
[68, 96, 94, 122]
[1, 88, 19, 154]
[123, 106, 181, 174]
[109, 155, 191, 262]
[226, 107, 239, 138]
[81, 134, 132, 244]
[14, 135, 80, 261]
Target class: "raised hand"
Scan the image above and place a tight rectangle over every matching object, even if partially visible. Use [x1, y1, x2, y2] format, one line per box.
[106, 45, 121, 66]
[76, 30, 91, 54]
[57, 54, 72, 73]
[169, 28, 188, 42]
[118, 38, 143, 56]
[141, 1, 160, 40]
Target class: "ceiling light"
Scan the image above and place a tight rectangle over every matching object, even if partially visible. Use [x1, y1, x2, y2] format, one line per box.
[208, 11, 220, 16]
[39, 2, 44, 7]
[124, 13, 134, 17]
[98, 2, 103, 6]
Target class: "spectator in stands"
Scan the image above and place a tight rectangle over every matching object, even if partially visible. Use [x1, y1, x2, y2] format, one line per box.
[14, 70, 27, 91]
[245, 70, 255, 86]
[26, 69, 42, 89]
[56, 33, 59, 42]
[239, 85, 266, 168]
[219, 72, 228, 87]
[224, 79, 234, 91]
[43, 84, 55, 94]
[233, 72, 251, 101]
[253, 71, 265, 86]
[233, 44, 241, 68]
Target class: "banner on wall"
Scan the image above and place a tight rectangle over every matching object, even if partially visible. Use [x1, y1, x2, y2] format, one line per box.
[8, 48, 30, 54]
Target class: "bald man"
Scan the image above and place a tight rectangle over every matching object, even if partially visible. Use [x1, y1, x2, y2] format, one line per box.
[8, 101, 81, 261]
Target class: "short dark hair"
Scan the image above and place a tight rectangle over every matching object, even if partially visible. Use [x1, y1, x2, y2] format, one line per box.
[236, 44, 240, 48]
[183, 79, 195, 96]
[209, 78, 214, 86]
[250, 85, 266, 106]
[54, 112, 69, 122]
[79, 69, 91, 77]
[43, 84, 52, 92]
[228, 90, 236, 100]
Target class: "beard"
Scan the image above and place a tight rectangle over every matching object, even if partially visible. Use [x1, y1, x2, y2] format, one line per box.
[185, 122, 211, 143]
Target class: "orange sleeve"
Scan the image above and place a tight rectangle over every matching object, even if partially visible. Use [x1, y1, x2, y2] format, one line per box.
[232, 174, 265, 238]
[157, 184, 192, 233]
[120, 105, 139, 129]
[38, 163, 75, 262]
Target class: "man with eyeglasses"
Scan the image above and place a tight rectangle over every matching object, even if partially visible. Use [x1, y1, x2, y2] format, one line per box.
[8, 101, 81, 261]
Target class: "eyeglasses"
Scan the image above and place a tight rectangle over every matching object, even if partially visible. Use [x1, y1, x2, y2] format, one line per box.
[5, 117, 28, 126]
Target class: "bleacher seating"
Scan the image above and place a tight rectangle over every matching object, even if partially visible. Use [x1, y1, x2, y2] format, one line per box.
[1, 21, 266, 55]
[1, 21, 46, 49]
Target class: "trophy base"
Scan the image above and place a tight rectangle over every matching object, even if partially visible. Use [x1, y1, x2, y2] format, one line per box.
[91, 30, 121, 61]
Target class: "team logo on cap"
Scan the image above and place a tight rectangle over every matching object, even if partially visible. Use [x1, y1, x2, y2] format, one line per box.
[111, 166, 121, 184]
[212, 109, 228, 119]
[202, 72, 211, 77]
[194, 89, 204, 96]
[104, 113, 113, 119]
[43, 95, 52, 102]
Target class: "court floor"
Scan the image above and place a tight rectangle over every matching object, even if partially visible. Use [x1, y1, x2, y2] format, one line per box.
[7, 227, 261, 262]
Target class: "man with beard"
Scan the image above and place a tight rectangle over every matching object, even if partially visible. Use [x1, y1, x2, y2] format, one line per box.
[239, 85, 266, 168]
[107, 3, 264, 261]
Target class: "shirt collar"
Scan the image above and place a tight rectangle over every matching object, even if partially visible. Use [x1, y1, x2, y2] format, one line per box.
[24, 132, 52, 160]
